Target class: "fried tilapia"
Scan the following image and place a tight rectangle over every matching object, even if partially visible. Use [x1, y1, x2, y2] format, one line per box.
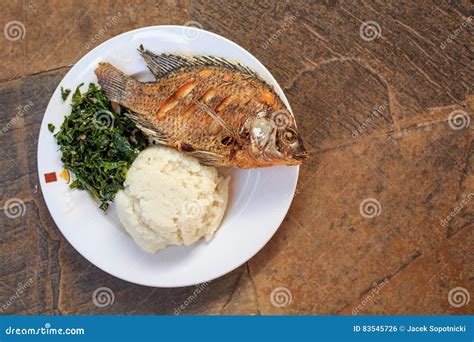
[95, 45, 308, 168]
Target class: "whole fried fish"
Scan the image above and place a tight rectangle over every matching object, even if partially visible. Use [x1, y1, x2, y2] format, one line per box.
[95, 46, 308, 168]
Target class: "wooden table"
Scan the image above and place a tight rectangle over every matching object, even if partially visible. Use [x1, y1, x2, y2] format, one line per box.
[1, 0, 472, 315]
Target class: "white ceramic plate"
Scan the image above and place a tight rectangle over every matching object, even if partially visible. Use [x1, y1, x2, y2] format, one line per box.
[37, 25, 299, 287]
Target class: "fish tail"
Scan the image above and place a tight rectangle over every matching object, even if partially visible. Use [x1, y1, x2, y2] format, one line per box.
[94, 62, 135, 103]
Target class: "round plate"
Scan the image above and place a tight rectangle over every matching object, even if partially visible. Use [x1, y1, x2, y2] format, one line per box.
[37, 25, 299, 287]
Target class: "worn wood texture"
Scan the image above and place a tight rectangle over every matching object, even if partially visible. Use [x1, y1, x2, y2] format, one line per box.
[0, 0, 472, 315]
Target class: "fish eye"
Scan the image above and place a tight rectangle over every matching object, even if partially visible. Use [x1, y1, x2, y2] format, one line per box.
[281, 129, 297, 144]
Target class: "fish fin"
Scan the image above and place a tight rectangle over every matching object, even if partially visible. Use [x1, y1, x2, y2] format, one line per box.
[187, 150, 225, 166]
[138, 45, 190, 79]
[95, 62, 136, 103]
[138, 45, 258, 79]
[125, 111, 169, 143]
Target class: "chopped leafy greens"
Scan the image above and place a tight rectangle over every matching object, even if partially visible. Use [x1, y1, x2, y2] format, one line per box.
[48, 123, 55, 133]
[54, 83, 147, 210]
[60, 86, 71, 101]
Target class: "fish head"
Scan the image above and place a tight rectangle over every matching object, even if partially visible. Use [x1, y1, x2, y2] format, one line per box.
[247, 110, 308, 166]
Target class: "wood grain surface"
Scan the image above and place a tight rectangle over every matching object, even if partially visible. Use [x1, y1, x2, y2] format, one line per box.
[0, 0, 472, 315]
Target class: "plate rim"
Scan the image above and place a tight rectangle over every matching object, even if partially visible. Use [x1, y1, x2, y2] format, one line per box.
[37, 25, 299, 287]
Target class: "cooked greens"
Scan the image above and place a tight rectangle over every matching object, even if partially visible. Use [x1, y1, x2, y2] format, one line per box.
[60, 86, 71, 101]
[53, 83, 147, 210]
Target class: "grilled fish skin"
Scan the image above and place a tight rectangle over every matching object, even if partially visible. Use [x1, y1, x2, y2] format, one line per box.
[95, 47, 308, 168]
